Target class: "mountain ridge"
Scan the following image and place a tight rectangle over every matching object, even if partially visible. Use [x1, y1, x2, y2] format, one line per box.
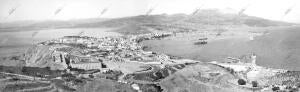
[0, 9, 295, 33]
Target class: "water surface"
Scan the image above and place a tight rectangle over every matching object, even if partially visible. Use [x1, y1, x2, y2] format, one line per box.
[0, 28, 120, 57]
[142, 26, 300, 71]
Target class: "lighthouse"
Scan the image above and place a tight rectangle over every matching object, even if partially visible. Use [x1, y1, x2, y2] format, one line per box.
[250, 53, 257, 66]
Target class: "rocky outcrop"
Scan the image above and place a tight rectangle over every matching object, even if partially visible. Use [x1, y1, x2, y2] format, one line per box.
[24, 45, 68, 70]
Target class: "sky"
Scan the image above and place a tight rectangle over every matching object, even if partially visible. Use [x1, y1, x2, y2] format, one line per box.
[0, 0, 299, 23]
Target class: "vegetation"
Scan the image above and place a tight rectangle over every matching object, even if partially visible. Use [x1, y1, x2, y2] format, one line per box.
[272, 86, 280, 91]
[267, 71, 300, 86]
[139, 84, 163, 92]
[238, 79, 246, 85]
[252, 81, 258, 87]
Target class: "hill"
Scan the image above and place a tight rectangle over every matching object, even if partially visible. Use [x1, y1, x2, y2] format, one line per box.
[73, 9, 294, 34]
[0, 9, 294, 34]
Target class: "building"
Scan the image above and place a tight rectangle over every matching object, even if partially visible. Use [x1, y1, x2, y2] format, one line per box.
[251, 53, 257, 66]
[70, 62, 103, 70]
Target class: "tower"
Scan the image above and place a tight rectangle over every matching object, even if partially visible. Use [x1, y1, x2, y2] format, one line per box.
[251, 53, 256, 65]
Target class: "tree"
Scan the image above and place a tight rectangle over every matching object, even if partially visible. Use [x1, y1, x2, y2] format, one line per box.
[272, 86, 280, 91]
[252, 81, 258, 87]
[238, 79, 246, 85]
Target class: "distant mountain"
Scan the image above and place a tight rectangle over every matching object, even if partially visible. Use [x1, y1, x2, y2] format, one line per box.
[0, 9, 295, 34]
[74, 14, 187, 28]
[185, 9, 293, 27]
[89, 9, 294, 34]
[0, 18, 109, 32]
[0, 20, 39, 30]
[75, 9, 293, 28]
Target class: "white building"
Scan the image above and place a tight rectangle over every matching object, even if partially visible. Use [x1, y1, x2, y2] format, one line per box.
[70, 62, 103, 70]
[251, 53, 257, 66]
